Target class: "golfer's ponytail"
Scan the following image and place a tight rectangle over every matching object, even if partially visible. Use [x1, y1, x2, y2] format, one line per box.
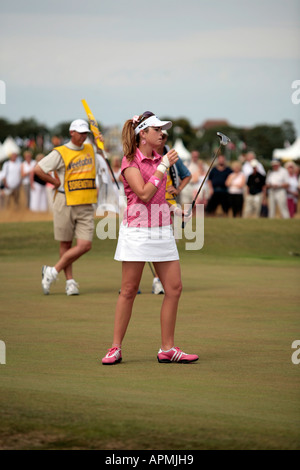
[122, 119, 138, 162]
[122, 113, 153, 161]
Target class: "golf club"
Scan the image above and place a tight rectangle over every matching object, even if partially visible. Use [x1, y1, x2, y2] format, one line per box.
[182, 132, 231, 228]
[148, 262, 156, 277]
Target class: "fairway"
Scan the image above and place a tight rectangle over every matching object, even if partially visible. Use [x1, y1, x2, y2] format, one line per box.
[0, 218, 299, 450]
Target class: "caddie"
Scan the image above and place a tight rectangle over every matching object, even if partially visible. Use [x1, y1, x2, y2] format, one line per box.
[34, 119, 102, 296]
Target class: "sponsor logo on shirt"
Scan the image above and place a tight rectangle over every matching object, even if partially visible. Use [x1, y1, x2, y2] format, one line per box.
[68, 179, 96, 191]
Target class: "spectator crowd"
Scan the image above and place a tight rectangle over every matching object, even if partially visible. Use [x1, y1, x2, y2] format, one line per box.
[180, 150, 300, 219]
[0, 148, 54, 212]
[0, 137, 299, 219]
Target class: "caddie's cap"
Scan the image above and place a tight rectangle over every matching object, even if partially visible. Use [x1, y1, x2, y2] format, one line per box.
[69, 119, 91, 133]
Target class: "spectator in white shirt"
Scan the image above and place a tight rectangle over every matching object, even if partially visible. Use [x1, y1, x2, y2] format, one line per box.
[180, 150, 201, 207]
[242, 151, 266, 180]
[284, 161, 299, 218]
[1, 152, 22, 209]
[225, 161, 246, 217]
[21, 150, 36, 208]
[266, 159, 290, 218]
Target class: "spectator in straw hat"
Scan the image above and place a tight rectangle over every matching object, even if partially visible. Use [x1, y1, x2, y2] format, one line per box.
[266, 159, 290, 218]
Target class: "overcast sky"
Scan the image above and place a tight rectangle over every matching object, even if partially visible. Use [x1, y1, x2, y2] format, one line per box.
[0, 0, 299, 138]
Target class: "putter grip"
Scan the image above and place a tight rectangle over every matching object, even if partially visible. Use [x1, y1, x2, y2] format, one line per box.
[181, 205, 193, 228]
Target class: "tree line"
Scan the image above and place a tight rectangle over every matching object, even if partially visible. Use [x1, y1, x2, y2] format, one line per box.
[0, 116, 296, 161]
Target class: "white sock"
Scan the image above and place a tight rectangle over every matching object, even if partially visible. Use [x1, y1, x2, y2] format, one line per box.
[66, 279, 75, 285]
[51, 267, 58, 278]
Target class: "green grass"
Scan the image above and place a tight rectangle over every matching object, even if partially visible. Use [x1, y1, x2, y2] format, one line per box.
[0, 218, 300, 449]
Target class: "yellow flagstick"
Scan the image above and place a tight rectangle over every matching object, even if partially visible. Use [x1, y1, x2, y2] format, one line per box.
[81, 99, 119, 189]
[81, 99, 105, 151]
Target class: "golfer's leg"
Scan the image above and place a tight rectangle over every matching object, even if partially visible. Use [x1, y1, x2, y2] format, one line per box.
[112, 262, 145, 347]
[54, 238, 92, 274]
[153, 261, 182, 351]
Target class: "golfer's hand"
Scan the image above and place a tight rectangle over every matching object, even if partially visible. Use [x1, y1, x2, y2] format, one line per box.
[183, 209, 193, 221]
[157, 149, 178, 174]
[166, 149, 178, 167]
[174, 206, 192, 221]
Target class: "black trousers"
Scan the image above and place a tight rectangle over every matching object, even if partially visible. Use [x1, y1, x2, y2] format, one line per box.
[206, 192, 230, 215]
[228, 193, 244, 217]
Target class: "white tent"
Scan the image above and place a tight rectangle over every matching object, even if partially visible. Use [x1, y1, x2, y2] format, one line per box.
[173, 138, 191, 162]
[273, 137, 300, 161]
[0, 142, 7, 162]
[0, 136, 21, 162]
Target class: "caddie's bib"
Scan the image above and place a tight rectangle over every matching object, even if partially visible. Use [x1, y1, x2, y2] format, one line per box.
[55, 143, 97, 206]
[165, 167, 177, 206]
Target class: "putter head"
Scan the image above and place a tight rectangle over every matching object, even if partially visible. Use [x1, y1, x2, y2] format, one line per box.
[217, 132, 231, 146]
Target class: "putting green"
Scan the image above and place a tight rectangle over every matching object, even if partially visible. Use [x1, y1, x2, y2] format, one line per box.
[0, 219, 299, 449]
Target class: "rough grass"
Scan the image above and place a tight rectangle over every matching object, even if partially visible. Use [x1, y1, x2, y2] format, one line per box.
[0, 219, 299, 450]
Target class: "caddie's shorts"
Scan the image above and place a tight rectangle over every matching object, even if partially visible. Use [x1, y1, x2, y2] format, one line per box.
[53, 192, 94, 242]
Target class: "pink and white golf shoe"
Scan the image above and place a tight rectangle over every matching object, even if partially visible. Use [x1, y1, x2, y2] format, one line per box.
[102, 347, 122, 365]
[157, 346, 198, 364]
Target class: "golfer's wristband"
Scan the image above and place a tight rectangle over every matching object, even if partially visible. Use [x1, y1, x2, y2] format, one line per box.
[156, 162, 168, 174]
[148, 175, 161, 188]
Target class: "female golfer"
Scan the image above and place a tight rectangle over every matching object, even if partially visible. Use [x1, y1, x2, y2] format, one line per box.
[102, 112, 198, 365]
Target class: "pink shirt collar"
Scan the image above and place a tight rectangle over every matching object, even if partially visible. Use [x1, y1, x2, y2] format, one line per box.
[135, 148, 161, 163]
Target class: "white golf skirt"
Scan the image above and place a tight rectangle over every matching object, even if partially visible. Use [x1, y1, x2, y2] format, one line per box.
[114, 223, 179, 262]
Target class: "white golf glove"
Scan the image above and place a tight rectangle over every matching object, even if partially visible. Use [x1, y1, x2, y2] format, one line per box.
[157, 154, 170, 174]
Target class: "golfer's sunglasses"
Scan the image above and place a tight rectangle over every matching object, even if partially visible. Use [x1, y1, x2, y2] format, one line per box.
[137, 111, 154, 123]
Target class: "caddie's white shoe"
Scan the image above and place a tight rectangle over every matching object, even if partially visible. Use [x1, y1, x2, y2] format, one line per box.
[152, 277, 165, 295]
[66, 280, 80, 296]
[41, 265, 57, 295]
